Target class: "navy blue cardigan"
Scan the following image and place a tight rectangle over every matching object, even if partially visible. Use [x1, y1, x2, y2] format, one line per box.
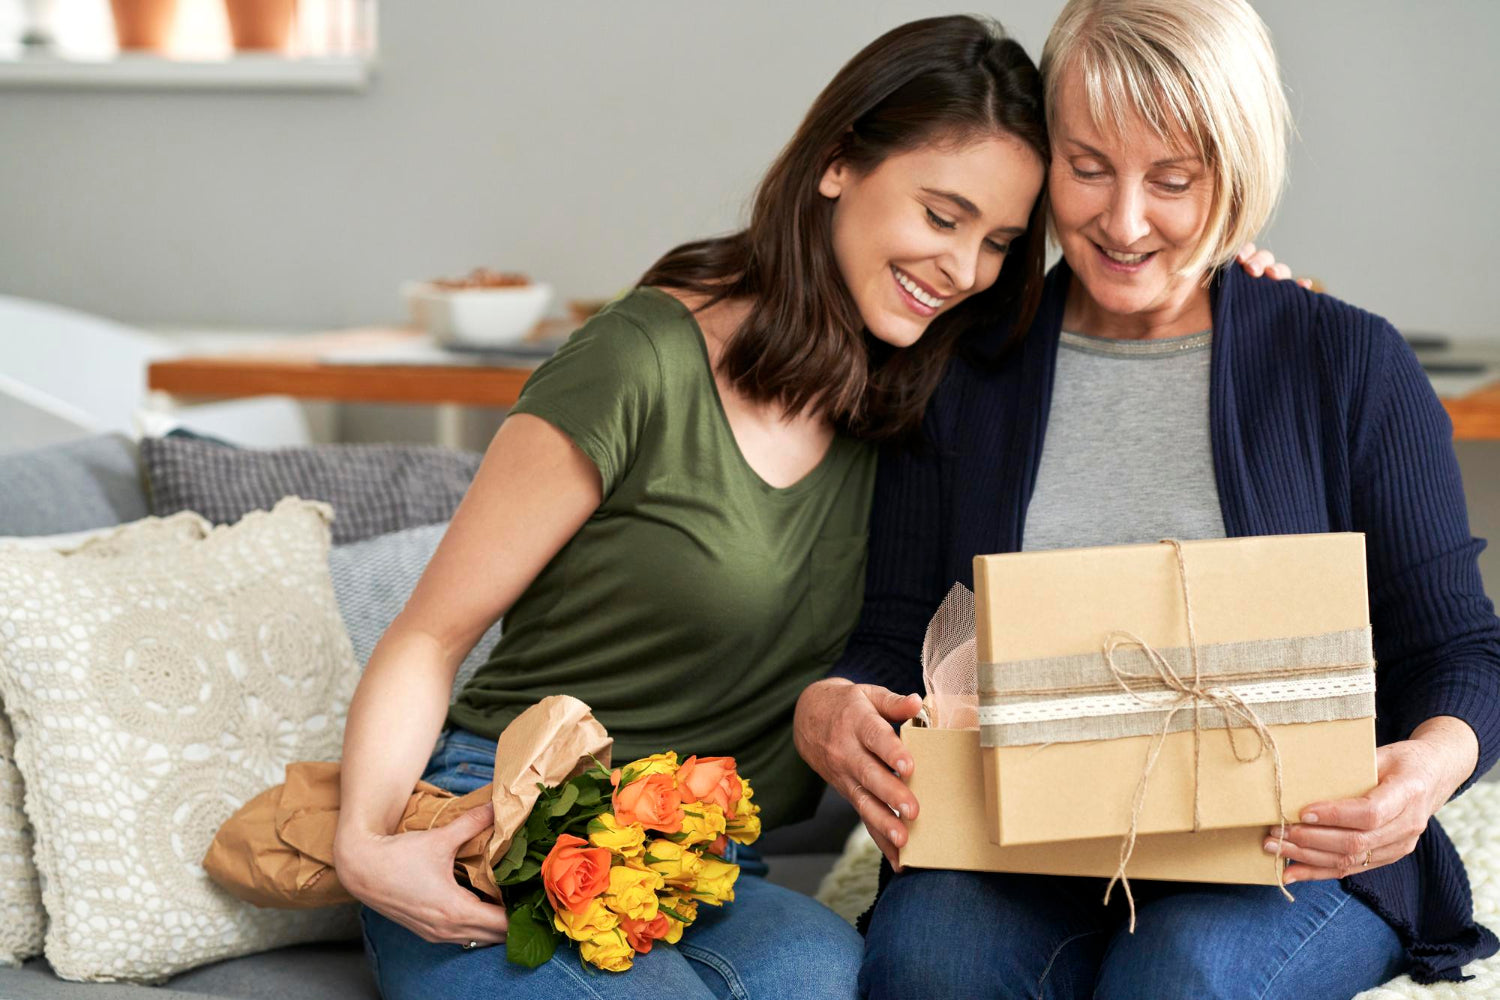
[832, 261, 1500, 983]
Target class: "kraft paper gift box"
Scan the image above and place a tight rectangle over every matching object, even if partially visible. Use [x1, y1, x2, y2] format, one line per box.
[897, 534, 1377, 888]
[897, 583, 1280, 884]
[898, 723, 1282, 883]
[975, 534, 1378, 856]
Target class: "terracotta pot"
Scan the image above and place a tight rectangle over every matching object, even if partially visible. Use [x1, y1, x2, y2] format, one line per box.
[109, 0, 177, 52]
[223, 0, 297, 52]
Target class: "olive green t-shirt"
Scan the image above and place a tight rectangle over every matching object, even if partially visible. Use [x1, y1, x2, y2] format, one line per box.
[447, 287, 876, 829]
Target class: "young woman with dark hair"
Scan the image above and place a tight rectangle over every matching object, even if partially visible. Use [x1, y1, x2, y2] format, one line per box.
[334, 15, 1049, 999]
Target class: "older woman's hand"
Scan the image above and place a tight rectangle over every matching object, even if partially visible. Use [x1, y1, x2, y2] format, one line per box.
[1267, 716, 1480, 882]
[794, 678, 922, 870]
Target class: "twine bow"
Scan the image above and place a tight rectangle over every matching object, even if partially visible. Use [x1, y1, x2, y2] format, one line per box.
[1100, 539, 1294, 931]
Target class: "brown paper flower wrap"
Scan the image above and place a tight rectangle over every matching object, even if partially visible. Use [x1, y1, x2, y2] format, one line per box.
[203, 694, 612, 908]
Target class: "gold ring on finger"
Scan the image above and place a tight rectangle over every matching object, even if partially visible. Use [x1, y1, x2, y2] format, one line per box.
[1361, 851, 1371, 868]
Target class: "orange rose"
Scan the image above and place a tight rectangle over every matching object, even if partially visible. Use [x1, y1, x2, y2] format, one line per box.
[612, 772, 684, 834]
[620, 912, 672, 954]
[541, 834, 612, 913]
[676, 756, 741, 818]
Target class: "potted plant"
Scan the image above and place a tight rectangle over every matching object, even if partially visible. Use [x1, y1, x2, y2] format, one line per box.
[223, 0, 297, 52]
[109, 0, 176, 53]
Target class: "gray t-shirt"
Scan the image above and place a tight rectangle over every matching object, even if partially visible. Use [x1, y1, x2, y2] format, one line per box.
[1022, 329, 1226, 552]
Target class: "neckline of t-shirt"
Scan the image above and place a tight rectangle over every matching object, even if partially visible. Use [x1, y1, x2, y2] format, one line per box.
[1059, 327, 1212, 359]
[639, 286, 847, 499]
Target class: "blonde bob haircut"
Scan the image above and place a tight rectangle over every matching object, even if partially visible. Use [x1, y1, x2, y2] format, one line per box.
[1040, 0, 1292, 279]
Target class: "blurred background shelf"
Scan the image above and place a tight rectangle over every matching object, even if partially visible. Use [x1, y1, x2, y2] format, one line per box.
[0, 52, 370, 89]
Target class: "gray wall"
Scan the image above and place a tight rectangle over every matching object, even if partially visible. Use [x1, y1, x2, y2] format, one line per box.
[2, 0, 1498, 342]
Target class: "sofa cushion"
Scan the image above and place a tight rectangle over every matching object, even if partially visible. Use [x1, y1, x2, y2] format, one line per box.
[328, 522, 503, 697]
[0, 695, 41, 969]
[0, 517, 215, 968]
[140, 435, 482, 545]
[0, 501, 360, 983]
[0, 434, 148, 537]
[0, 942, 379, 999]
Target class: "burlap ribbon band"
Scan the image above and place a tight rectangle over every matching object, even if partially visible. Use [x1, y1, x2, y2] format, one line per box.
[973, 539, 1376, 928]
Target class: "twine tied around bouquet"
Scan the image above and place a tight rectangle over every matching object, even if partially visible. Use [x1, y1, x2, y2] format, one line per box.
[1100, 539, 1294, 931]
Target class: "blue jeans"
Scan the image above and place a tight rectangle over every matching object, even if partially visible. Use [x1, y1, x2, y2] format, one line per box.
[861, 869, 1407, 1000]
[360, 728, 862, 999]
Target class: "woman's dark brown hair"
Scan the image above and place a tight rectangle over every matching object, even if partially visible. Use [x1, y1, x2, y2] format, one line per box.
[639, 15, 1048, 441]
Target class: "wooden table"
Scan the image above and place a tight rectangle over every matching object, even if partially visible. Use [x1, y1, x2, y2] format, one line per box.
[146, 325, 1500, 442]
[147, 326, 543, 410]
[1446, 382, 1500, 441]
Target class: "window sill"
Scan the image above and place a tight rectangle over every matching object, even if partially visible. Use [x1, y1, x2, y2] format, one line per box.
[0, 53, 372, 91]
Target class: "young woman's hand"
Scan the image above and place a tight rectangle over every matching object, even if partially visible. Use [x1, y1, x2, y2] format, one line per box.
[794, 678, 922, 870]
[1266, 717, 1479, 882]
[334, 803, 509, 947]
[1236, 242, 1313, 289]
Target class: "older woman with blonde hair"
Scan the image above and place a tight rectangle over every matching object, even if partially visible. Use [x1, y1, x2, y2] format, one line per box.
[795, 0, 1500, 995]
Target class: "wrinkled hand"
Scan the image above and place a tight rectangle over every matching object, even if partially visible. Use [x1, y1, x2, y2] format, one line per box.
[334, 803, 509, 947]
[794, 678, 923, 870]
[1267, 718, 1479, 883]
[1236, 242, 1312, 289]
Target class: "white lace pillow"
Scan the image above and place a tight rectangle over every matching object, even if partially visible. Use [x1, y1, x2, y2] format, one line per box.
[0, 514, 213, 968]
[0, 702, 41, 968]
[0, 499, 361, 983]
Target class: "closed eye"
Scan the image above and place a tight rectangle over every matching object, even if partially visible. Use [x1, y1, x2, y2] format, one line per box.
[925, 207, 957, 230]
[929, 207, 1009, 254]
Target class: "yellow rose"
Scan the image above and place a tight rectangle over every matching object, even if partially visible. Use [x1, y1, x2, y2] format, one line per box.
[674, 803, 727, 847]
[603, 864, 664, 922]
[726, 810, 761, 846]
[637, 838, 703, 884]
[580, 928, 635, 972]
[552, 897, 618, 943]
[690, 855, 739, 907]
[658, 895, 699, 944]
[614, 752, 679, 786]
[588, 813, 647, 858]
[737, 777, 758, 812]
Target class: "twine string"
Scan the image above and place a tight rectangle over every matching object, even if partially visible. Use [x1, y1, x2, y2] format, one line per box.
[1098, 540, 1294, 932]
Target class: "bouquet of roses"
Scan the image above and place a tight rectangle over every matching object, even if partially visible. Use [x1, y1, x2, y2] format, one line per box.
[497, 751, 762, 972]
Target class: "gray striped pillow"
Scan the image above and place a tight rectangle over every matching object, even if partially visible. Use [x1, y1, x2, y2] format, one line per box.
[141, 435, 482, 545]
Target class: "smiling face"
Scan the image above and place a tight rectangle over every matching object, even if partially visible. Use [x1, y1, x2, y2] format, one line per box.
[817, 134, 1045, 348]
[1049, 67, 1216, 336]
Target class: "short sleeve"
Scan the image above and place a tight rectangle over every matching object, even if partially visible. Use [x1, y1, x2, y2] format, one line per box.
[508, 308, 662, 498]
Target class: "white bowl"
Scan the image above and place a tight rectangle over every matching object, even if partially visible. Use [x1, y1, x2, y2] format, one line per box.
[404, 281, 553, 349]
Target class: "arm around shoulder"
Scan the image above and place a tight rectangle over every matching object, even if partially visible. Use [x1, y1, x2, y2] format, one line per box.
[1345, 311, 1500, 793]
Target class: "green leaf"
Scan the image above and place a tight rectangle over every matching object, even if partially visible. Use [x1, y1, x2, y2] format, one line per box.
[549, 782, 580, 817]
[658, 904, 692, 924]
[505, 901, 559, 969]
[526, 805, 552, 842]
[512, 857, 542, 884]
[505, 831, 529, 866]
[494, 830, 530, 884]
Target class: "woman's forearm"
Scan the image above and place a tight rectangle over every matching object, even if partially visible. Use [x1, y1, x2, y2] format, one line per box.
[1409, 715, 1481, 798]
[336, 623, 461, 847]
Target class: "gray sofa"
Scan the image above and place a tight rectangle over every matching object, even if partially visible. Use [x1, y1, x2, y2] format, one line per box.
[0, 434, 856, 1000]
